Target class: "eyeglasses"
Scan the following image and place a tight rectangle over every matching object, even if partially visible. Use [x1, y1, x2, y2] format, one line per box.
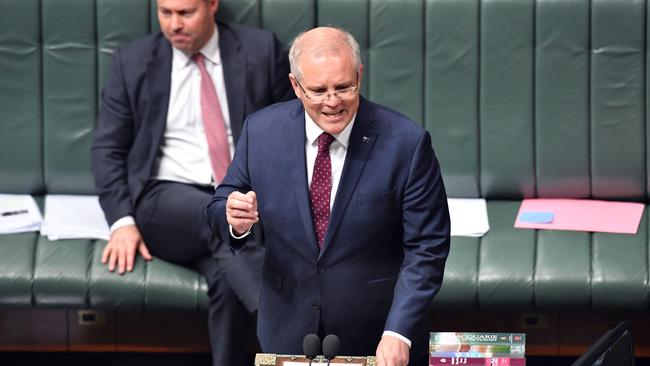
[295, 73, 359, 103]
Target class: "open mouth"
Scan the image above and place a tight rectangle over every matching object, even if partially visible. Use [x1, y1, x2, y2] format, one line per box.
[322, 110, 344, 118]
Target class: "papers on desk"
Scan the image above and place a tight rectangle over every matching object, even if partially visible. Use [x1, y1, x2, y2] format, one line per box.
[448, 198, 490, 237]
[514, 198, 645, 234]
[40, 195, 110, 241]
[0, 194, 42, 233]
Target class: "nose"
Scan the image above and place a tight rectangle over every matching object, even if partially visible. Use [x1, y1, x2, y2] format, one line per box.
[170, 14, 183, 31]
[322, 92, 342, 107]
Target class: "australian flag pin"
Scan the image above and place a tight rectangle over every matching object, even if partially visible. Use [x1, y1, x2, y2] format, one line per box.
[362, 136, 370, 143]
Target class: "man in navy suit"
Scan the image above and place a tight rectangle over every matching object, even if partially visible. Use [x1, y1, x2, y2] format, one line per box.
[91, 0, 292, 364]
[208, 27, 450, 366]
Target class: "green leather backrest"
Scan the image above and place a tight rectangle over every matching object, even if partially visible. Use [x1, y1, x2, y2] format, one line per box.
[0, 0, 42, 194]
[42, 0, 97, 194]
[426, 0, 647, 200]
[0, 0, 648, 202]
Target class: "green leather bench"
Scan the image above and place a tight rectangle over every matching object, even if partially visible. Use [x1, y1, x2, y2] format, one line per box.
[1, 0, 649, 321]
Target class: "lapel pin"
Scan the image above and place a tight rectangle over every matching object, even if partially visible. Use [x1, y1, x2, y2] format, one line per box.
[362, 136, 370, 143]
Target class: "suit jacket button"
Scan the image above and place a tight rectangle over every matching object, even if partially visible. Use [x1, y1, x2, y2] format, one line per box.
[312, 301, 320, 310]
[318, 266, 326, 274]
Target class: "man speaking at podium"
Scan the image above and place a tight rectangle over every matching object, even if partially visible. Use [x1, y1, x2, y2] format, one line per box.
[208, 27, 451, 366]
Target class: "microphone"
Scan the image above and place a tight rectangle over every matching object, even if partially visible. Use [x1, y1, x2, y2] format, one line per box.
[322, 334, 340, 365]
[303, 333, 321, 365]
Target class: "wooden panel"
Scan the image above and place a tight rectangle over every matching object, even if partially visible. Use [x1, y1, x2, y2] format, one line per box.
[2, 309, 649, 357]
[68, 310, 117, 352]
[0, 309, 67, 351]
[507, 311, 560, 356]
[558, 311, 646, 357]
[116, 311, 209, 352]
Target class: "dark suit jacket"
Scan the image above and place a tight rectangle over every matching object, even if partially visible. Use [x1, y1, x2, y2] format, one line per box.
[208, 97, 451, 360]
[92, 21, 293, 225]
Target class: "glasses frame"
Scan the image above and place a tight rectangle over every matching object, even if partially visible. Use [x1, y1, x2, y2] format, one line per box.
[295, 72, 359, 103]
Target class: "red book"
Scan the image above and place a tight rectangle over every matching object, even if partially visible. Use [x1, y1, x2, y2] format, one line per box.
[430, 356, 526, 366]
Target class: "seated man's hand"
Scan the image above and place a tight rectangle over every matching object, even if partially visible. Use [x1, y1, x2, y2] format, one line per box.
[226, 191, 259, 236]
[376, 335, 410, 366]
[102, 224, 152, 274]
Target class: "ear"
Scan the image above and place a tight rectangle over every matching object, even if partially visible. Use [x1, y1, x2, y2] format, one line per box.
[211, 0, 219, 15]
[357, 64, 364, 88]
[288, 73, 301, 99]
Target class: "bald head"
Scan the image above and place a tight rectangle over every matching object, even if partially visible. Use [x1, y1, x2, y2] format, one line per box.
[289, 27, 361, 80]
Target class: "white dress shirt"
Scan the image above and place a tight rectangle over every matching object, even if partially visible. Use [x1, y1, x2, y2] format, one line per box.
[304, 112, 354, 208]
[111, 27, 232, 232]
[155, 27, 233, 184]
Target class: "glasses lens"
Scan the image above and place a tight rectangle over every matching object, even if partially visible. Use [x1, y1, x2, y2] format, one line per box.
[301, 83, 358, 103]
[338, 87, 357, 98]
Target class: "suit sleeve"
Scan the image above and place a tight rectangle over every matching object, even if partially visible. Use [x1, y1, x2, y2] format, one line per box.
[384, 130, 451, 341]
[268, 33, 294, 103]
[91, 49, 136, 226]
[207, 114, 253, 247]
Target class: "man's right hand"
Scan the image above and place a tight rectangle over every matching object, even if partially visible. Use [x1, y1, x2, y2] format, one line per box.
[102, 224, 152, 274]
[226, 191, 259, 236]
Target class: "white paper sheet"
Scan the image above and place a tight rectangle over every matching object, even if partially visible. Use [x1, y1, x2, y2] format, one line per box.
[447, 198, 490, 237]
[40, 195, 110, 240]
[0, 194, 42, 233]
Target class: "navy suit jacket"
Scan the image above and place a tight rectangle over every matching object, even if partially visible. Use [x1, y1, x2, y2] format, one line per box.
[92, 21, 292, 225]
[208, 97, 451, 359]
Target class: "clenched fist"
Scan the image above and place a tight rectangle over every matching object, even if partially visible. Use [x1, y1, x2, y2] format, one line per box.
[226, 191, 259, 235]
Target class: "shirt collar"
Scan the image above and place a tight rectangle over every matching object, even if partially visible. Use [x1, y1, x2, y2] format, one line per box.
[305, 111, 356, 149]
[172, 24, 221, 70]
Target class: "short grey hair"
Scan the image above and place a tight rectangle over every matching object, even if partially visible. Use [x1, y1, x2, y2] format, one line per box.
[288, 27, 362, 80]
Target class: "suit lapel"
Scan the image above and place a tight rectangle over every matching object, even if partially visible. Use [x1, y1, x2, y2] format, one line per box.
[219, 22, 246, 143]
[146, 34, 172, 157]
[320, 98, 377, 257]
[284, 103, 320, 256]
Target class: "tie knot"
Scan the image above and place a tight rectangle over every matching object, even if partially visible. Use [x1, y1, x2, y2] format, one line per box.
[192, 53, 205, 63]
[317, 133, 335, 152]
[193, 53, 207, 71]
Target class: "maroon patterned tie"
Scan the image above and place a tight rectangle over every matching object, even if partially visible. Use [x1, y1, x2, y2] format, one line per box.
[310, 133, 336, 248]
[193, 53, 231, 183]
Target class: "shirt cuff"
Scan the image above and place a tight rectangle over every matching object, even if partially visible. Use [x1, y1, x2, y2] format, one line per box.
[110, 215, 135, 232]
[382, 331, 412, 349]
[229, 224, 252, 239]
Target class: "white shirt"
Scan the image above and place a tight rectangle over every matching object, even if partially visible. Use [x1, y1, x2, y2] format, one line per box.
[111, 26, 232, 232]
[304, 111, 354, 208]
[155, 26, 233, 185]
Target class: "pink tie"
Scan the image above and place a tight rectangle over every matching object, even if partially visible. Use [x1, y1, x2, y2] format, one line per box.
[310, 133, 336, 248]
[193, 53, 231, 183]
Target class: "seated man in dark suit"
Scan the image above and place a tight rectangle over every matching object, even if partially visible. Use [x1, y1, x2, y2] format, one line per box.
[91, 0, 293, 364]
[208, 27, 450, 366]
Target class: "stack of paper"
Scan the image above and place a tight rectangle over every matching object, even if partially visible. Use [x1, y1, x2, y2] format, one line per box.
[40, 195, 110, 241]
[0, 194, 43, 233]
[447, 198, 490, 237]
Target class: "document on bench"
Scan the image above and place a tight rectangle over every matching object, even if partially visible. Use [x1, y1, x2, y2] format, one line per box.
[0, 194, 42, 234]
[40, 195, 110, 241]
[448, 198, 490, 237]
[514, 198, 645, 234]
